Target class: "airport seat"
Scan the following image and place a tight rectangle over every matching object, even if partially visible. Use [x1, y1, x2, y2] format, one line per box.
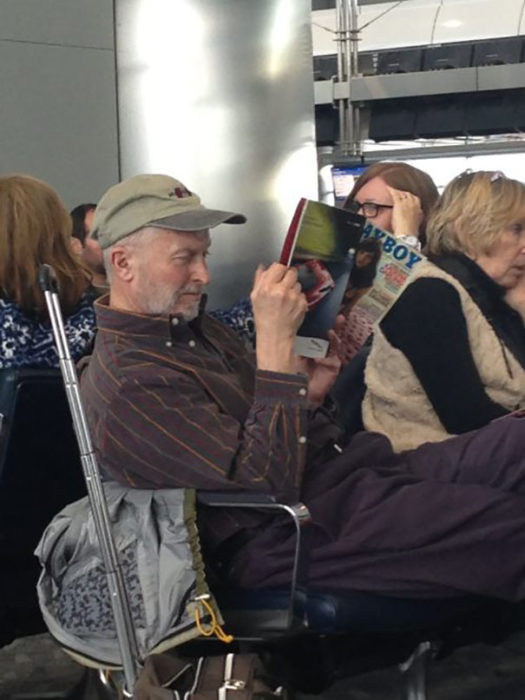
[196, 492, 513, 700]
[3, 367, 524, 700]
[0, 368, 86, 648]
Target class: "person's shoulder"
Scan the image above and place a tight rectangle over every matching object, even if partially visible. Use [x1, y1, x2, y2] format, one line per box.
[75, 291, 97, 311]
[0, 296, 24, 319]
[211, 297, 253, 320]
[383, 277, 462, 329]
[203, 311, 252, 350]
[208, 297, 255, 344]
[401, 276, 459, 303]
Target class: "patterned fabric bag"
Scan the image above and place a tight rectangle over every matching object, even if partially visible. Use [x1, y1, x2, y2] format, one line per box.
[35, 483, 224, 668]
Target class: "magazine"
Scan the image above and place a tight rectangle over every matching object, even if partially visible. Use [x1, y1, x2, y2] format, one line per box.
[280, 198, 365, 358]
[342, 221, 426, 328]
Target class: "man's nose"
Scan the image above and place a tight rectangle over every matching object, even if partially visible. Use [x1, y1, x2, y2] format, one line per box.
[191, 257, 210, 285]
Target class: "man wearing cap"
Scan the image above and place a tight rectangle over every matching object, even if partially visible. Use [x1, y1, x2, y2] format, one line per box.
[82, 172, 525, 603]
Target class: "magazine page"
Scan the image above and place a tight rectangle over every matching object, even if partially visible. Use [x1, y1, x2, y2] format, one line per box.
[342, 221, 426, 328]
[281, 199, 365, 358]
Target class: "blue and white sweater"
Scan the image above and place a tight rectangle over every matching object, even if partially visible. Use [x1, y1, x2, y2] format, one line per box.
[0, 293, 96, 368]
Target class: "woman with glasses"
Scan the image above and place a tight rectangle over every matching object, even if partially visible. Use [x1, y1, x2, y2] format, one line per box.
[344, 161, 439, 249]
[362, 170, 525, 452]
[336, 162, 439, 364]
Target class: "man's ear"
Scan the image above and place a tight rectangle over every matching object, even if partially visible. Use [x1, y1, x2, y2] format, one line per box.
[70, 237, 83, 256]
[110, 246, 135, 282]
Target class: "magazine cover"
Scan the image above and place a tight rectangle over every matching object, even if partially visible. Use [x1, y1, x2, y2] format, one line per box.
[281, 198, 365, 358]
[341, 221, 426, 327]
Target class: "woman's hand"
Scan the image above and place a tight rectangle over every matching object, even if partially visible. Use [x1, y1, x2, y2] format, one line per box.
[386, 186, 423, 240]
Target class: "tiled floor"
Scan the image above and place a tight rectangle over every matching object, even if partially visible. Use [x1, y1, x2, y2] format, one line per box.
[2, 633, 525, 700]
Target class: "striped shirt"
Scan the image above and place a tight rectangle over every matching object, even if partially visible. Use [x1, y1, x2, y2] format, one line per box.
[81, 297, 340, 549]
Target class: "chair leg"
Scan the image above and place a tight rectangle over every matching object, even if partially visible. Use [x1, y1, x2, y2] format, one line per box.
[398, 641, 432, 700]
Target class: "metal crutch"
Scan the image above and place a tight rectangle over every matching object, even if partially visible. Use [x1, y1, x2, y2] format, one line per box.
[40, 264, 140, 697]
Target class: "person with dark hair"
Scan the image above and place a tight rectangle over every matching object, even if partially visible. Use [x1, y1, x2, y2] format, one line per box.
[340, 238, 382, 315]
[344, 161, 439, 249]
[70, 202, 108, 293]
[0, 175, 96, 368]
[71, 203, 96, 244]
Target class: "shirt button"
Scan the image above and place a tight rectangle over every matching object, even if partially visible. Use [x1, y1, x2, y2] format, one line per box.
[298, 436, 307, 444]
[298, 387, 307, 396]
[165, 341, 173, 348]
[171, 317, 179, 326]
[188, 339, 196, 348]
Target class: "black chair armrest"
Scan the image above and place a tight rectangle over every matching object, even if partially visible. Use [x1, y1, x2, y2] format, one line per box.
[197, 491, 277, 506]
[197, 491, 312, 629]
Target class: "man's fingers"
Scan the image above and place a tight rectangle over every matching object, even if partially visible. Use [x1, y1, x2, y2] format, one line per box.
[263, 261, 291, 284]
[334, 313, 346, 335]
[252, 262, 290, 296]
[252, 264, 266, 288]
[254, 262, 300, 293]
[283, 266, 299, 287]
[327, 329, 342, 357]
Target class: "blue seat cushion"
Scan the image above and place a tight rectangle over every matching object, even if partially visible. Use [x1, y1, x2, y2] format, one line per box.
[215, 586, 481, 636]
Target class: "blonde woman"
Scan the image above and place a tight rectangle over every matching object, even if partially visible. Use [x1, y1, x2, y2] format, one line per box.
[0, 174, 96, 367]
[363, 171, 525, 451]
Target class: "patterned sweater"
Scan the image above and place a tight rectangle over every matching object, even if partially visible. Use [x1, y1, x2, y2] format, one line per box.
[0, 293, 96, 368]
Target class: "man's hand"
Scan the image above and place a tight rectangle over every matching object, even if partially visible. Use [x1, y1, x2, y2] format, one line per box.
[387, 186, 423, 240]
[251, 263, 307, 374]
[295, 315, 344, 407]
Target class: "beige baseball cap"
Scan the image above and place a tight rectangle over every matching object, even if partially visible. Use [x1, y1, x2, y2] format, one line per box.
[92, 173, 246, 249]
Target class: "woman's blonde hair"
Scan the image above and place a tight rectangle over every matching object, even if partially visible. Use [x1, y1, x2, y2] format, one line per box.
[0, 174, 91, 316]
[426, 171, 525, 257]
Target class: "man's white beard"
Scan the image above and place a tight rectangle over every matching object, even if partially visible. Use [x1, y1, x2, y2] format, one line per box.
[141, 279, 202, 320]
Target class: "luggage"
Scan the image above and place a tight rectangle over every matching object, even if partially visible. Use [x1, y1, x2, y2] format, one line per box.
[39, 264, 140, 694]
[134, 652, 284, 700]
[186, 653, 284, 700]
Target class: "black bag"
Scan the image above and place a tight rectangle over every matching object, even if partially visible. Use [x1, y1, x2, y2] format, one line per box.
[135, 652, 284, 700]
[186, 653, 284, 700]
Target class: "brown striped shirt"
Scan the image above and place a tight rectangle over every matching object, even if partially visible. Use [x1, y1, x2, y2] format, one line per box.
[81, 297, 340, 548]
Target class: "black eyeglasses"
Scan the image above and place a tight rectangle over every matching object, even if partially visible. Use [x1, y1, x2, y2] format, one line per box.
[347, 200, 394, 218]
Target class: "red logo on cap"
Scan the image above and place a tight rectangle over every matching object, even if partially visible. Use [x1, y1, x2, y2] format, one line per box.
[169, 186, 192, 199]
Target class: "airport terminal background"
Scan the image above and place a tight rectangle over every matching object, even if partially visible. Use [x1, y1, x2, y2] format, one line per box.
[1, 0, 525, 697]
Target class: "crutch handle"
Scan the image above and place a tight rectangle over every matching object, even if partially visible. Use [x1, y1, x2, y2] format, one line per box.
[39, 264, 59, 294]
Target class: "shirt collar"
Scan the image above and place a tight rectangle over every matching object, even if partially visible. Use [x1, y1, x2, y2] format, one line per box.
[94, 294, 207, 341]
